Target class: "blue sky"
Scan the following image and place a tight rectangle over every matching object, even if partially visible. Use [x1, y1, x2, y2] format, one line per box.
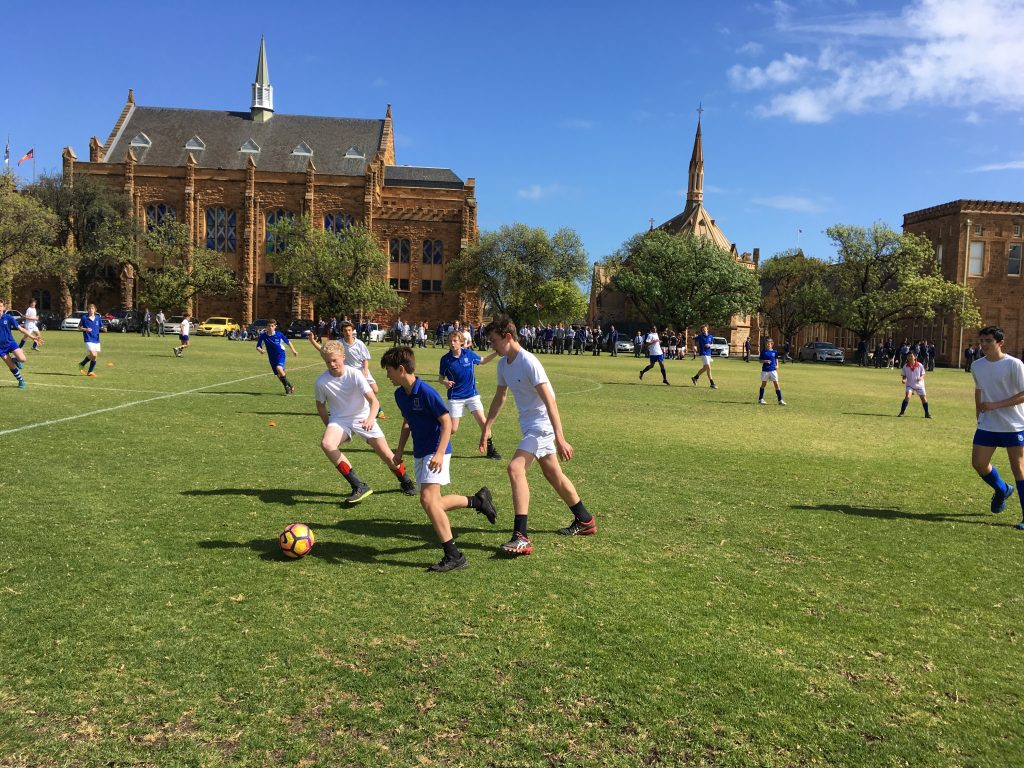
[6, 0, 1024, 266]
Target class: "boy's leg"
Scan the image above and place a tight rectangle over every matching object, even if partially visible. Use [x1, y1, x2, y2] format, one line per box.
[4, 354, 26, 387]
[537, 454, 597, 536]
[472, 408, 501, 459]
[758, 383, 766, 403]
[1006, 447, 1024, 529]
[273, 363, 293, 393]
[501, 450, 534, 553]
[921, 394, 930, 418]
[321, 424, 372, 502]
[973, 443, 1014, 512]
[774, 380, 784, 404]
[899, 395, 910, 416]
[658, 361, 669, 384]
[366, 436, 415, 493]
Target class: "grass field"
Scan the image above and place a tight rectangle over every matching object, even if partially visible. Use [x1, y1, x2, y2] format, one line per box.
[1, 332, 1022, 767]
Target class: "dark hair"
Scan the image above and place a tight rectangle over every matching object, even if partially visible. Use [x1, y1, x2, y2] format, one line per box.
[483, 316, 517, 338]
[339, 320, 354, 331]
[267, 318, 277, 325]
[979, 325, 1005, 342]
[381, 346, 416, 373]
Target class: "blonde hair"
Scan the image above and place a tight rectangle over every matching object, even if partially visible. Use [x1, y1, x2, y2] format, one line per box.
[322, 340, 345, 357]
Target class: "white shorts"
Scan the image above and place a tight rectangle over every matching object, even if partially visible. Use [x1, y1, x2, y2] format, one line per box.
[518, 427, 556, 459]
[415, 453, 451, 486]
[24, 321, 38, 334]
[448, 395, 483, 418]
[701, 354, 713, 366]
[330, 417, 385, 444]
[906, 385, 926, 397]
[761, 370, 779, 382]
[85, 342, 101, 353]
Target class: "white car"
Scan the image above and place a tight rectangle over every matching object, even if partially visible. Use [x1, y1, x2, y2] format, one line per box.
[163, 315, 185, 335]
[61, 311, 87, 331]
[365, 322, 387, 342]
[710, 336, 730, 357]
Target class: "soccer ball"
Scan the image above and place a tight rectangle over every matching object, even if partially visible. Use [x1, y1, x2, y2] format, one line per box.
[279, 523, 315, 559]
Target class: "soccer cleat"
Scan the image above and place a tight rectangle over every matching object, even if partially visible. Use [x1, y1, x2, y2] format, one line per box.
[557, 517, 597, 536]
[710, 383, 718, 389]
[377, 411, 387, 420]
[663, 380, 670, 386]
[500, 532, 533, 555]
[991, 484, 1015, 514]
[173, 347, 180, 357]
[80, 369, 87, 375]
[285, 384, 294, 395]
[486, 447, 502, 461]
[758, 399, 766, 405]
[778, 400, 786, 405]
[15, 361, 23, 370]
[18, 380, 26, 389]
[475, 487, 497, 524]
[345, 484, 373, 505]
[1016, 521, 1024, 531]
[897, 413, 903, 417]
[924, 414, 932, 419]
[427, 552, 468, 572]
[691, 375, 698, 386]
[87, 372, 96, 378]
[639, 369, 645, 380]
[400, 478, 417, 496]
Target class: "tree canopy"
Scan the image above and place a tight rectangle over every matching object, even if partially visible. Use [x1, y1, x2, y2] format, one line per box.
[138, 218, 238, 313]
[0, 173, 58, 287]
[758, 249, 832, 343]
[445, 223, 588, 326]
[604, 230, 760, 332]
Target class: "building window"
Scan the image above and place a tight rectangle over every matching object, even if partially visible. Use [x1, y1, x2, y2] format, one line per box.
[421, 239, 444, 292]
[32, 289, 51, 310]
[969, 241, 984, 276]
[421, 279, 443, 293]
[1015, 225, 1021, 237]
[145, 203, 176, 231]
[1009, 243, 1022, 277]
[388, 238, 411, 291]
[265, 273, 284, 285]
[265, 209, 294, 254]
[422, 240, 443, 264]
[974, 224, 982, 235]
[205, 207, 237, 252]
[389, 238, 410, 263]
[389, 278, 410, 291]
[935, 243, 943, 267]
[324, 212, 353, 233]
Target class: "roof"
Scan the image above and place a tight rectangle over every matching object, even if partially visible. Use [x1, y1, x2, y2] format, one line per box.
[659, 202, 736, 254]
[104, 106, 384, 176]
[904, 199, 1024, 224]
[384, 166, 464, 189]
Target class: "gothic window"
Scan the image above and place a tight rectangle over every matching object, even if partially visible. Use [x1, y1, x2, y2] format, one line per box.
[421, 240, 444, 292]
[265, 273, 284, 285]
[422, 240, 443, 265]
[389, 238, 410, 263]
[145, 203, 176, 231]
[324, 212, 354, 233]
[265, 209, 294, 254]
[389, 238, 411, 291]
[1009, 243, 1022, 277]
[205, 207, 237, 252]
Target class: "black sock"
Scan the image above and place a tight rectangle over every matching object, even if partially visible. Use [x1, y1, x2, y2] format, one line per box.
[465, 494, 481, 509]
[80, 357, 89, 367]
[776, 389, 783, 402]
[923, 401, 930, 416]
[899, 399, 908, 415]
[759, 386, 766, 400]
[88, 359, 96, 373]
[338, 462, 363, 490]
[442, 538, 461, 558]
[281, 376, 291, 390]
[513, 515, 528, 536]
[18, 339, 25, 348]
[570, 500, 592, 523]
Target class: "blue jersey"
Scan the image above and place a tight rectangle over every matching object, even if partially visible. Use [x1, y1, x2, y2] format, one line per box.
[394, 377, 452, 458]
[0, 312, 21, 347]
[80, 314, 103, 344]
[760, 348, 778, 372]
[696, 332, 714, 355]
[257, 330, 290, 366]
[439, 348, 481, 399]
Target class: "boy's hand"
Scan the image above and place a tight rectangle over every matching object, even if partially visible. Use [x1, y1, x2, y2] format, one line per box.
[444, 378, 454, 389]
[361, 415, 375, 430]
[556, 436, 574, 462]
[479, 425, 491, 454]
[428, 452, 444, 472]
[393, 448, 403, 465]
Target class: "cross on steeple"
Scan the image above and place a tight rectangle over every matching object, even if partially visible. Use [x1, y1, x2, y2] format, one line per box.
[696, 102, 704, 120]
[649, 217, 655, 231]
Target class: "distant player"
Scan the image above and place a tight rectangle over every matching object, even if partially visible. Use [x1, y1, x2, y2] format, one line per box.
[78, 303, 103, 377]
[439, 330, 501, 459]
[898, 351, 930, 418]
[0, 298, 38, 389]
[969, 326, 1024, 529]
[256, 318, 298, 395]
[315, 340, 415, 504]
[757, 339, 786, 405]
[19, 299, 41, 351]
[382, 346, 499, 572]
[480, 316, 596, 555]
[173, 313, 191, 357]
[691, 324, 717, 389]
[639, 325, 669, 385]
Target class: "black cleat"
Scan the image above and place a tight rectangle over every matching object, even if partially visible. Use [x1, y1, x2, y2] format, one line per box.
[475, 487, 497, 524]
[556, 517, 598, 536]
[345, 484, 373, 505]
[400, 478, 417, 496]
[427, 552, 468, 572]
[285, 384, 294, 395]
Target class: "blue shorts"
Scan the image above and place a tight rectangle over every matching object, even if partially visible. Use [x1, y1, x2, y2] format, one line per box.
[268, 358, 286, 371]
[179, 335, 189, 343]
[973, 429, 1024, 448]
[0, 340, 19, 357]
[649, 354, 664, 364]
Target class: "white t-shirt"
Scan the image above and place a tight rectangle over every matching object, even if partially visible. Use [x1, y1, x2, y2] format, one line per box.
[181, 319, 191, 336]
[497, 348, 552, 432]
[645, 332, 663, 357]
[315, 367, 372, 423]
[342, 338, 371, 372]
[902, 362, 925, 389]
[972, 355, 1024, 432]
[24, 306, 38, 321]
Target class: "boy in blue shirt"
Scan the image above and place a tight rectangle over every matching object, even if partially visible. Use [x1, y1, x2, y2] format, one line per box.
[256, 318, 298, 395]
[382, 346, 498, 572]
[691, 324, 717, 389]
[757, 339, 786, 405]
[78, 303, 103, 377]
[0, 298, 39, 389]
[439, 330, 501, 459]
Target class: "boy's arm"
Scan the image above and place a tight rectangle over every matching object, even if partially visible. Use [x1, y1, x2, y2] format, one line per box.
[479, 351, 499, 365]
[316, 400, 329, 426]
[535, 381, 573, 461]
[361, 390, 380, 429]
[978, 389, 1024, 413]
[306, 333, 324, 355]
[431, 413, 453, 471]
[288, 340, 298, 356]
[480, 386, 508, 454]
[394, 419, 411, 465]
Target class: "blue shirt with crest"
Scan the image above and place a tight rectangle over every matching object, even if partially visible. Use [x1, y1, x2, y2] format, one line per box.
[394, 377, 452, 458]
[80, 314, 102, 344]
[760, 348, 779, 372]
[257, 330, 290, 367]
[439, 348, 481, 399]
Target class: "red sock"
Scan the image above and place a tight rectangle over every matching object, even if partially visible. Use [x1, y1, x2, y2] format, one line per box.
[338, 461, 352, 476]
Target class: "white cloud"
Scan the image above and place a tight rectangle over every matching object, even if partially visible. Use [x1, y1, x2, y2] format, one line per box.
[972, 160, 1024, 171]
[752, 195, 826, 213]
[560, 118, 594, 130]
[731, 0, 1024, 122]
[737, 41, 765, 56]
[965, 110, 982, 125]
[518, 183, 561, 200]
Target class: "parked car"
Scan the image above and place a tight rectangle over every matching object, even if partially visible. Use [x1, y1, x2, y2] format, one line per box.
[196, 316, 240, 336]
[286, 319, 317, 339]
[37, 311, 61, 331]
[710, 336, 730, 357]
[107, 308, 143, 333]
[614, 337, 635, 355]
[247, 319, 269, 339]
[799, 341, 845, 363]
[61, 311, 88, 331]
[162, 315, 186, 335]
[364, 322, 387, 342]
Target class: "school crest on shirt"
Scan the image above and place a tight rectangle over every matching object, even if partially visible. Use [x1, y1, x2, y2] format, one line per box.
[412, 396, 422, 410]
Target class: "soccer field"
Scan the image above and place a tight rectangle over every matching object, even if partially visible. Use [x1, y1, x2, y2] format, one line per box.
[1, 333, 1021, 767]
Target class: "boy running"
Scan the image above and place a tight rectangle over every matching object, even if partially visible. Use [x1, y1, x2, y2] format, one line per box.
[439, 330, 501, 459]
[757, 339, 786, 405]
[19, 299, 41, 351]
[0, 299, 38, 389]
[382, 346, 499, 572]
[969, 326, 1024, 529]
[78, 303, 103, 377]
[639, 325, 669, 385]
[691, 324, 717, 389]
[173, 313, 191, 357]
[308, 320, 386, 419]
[480, 316, 596, 555]
[256, 319, 298, 395]
[315, 340, 415, 504]
[899, 351, 930, 418]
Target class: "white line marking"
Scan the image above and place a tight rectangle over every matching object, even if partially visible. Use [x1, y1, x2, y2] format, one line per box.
[8, 382, 174, 394]
[0, 364, 321, 438]
[551, 371, 605, 396]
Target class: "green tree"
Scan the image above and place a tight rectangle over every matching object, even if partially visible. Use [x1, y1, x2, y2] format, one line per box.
[445, 223, 588, 325]
[267, 215, 403, 319]
[826, 223, 981, 345]
[758, 249, 833, 344]
[138, 219, 238, 313]
[605, 230, 761, 331]
[0, 173, 58, 280]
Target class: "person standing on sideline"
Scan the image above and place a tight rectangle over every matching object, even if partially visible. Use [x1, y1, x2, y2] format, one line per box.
[172, 313, 192, 357]
[480, 316, 596, 555]
[256, 319, 298, 395]
[743, 337, 751, 363]
[898, 351, 930, 418]
[439, 330, 501, 459]
[155, 309, 166, 336]
[0, 298, 39, 389]
[633, 330, 643, 358]
[965, 344, 975, 373]
[969, 326, 1024, 530]
[639, 325, 669, 385]
[758, 339, 786, 405]
[608, 325, 619, 357]
[382, 346, 498, 572]
[691, 324, 717, 389]
[78, 303, 103, 376]
[141, 307, 152, 337]
[19, 299, 41, 351]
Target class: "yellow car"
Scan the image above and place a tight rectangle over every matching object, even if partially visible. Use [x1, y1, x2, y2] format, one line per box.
[196, 316, 240, 336]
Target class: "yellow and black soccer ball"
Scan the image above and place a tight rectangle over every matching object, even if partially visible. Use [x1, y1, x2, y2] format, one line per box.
[279, 523, 315, 559]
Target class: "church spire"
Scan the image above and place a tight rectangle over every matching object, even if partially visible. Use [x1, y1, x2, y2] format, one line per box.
[251, 36, 274, 123]
[686, 105, 704, 207]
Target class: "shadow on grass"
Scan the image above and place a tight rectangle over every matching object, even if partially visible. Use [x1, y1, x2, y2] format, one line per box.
[33, 371, 87, 378]
[792, 503, 993, 525]
[841, 412, 896, 418]
[244, 411, 320, 416]
[194, 390, 268, 397]
[183, 487, 347, 506]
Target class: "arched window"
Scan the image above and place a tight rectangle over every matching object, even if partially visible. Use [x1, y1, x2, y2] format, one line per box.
[265, 209, 294, 254]
[388, 238, 411, 291]
[324, 212, 354, 234]
[145, 203, 176, 231]
[205, 207, 237, 252]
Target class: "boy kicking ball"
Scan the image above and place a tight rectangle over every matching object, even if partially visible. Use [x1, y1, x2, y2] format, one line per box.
[439, 330, 502, 459]
[969, 326, 1024, 529]
[314, 340, 415, 505]
[382, 346, 499, 572]
[256, 319, 298, 395]
[898, 351, 930, 418]
[757, 338, 786, 405]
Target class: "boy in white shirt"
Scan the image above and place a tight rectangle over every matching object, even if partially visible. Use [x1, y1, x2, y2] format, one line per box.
[639, 325, 669, 385]
[308, 320, 387, 419]
[898, 351, 931, 418]
[480, 316, 596, 555]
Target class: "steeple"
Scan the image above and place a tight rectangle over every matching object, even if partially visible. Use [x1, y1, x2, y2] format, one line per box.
[686, 106, 704, 207]
[251, 36, 274, 123]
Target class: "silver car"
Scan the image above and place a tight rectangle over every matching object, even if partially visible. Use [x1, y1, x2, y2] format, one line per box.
[798, 341, 845, 363]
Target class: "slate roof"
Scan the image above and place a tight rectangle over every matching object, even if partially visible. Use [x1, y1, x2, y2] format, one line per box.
[104, 106, 385, 176]
[384, 166, 464, 189]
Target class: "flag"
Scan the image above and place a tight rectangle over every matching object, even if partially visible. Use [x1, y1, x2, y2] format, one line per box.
[17, 148, 34, 166]
[3, 140, 8, 166]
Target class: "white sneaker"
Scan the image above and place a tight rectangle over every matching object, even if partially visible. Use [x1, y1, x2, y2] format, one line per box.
[758, 399, 766, 405]
[778, 400, 787, 406]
